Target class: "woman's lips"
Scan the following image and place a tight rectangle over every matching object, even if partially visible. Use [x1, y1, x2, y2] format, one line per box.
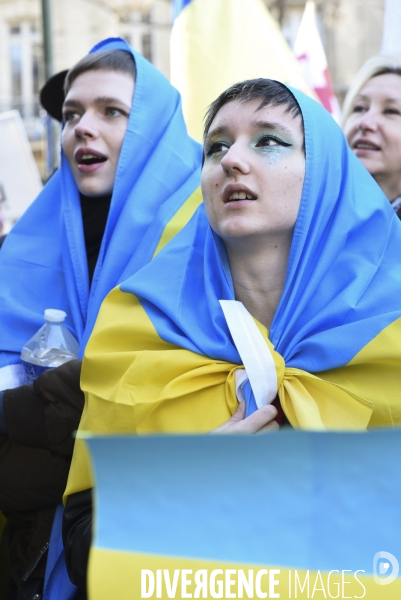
[77, 162, 106, 173]
[75, 148, 107, 172]
[223, 183, 257, 206]
[224, 198, 255, 209]
[352, 139, 381, 153]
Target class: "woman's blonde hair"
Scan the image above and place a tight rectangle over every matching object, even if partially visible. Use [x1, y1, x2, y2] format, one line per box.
[342, 55, 401, 125]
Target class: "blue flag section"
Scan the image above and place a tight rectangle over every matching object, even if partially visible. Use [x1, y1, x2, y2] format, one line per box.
[172, 0, 192, 21]
[84, 430, 401, 599]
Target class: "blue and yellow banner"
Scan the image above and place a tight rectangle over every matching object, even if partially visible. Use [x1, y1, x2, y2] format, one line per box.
[171, 0, 312, 140]
[84, 430, 401, 599]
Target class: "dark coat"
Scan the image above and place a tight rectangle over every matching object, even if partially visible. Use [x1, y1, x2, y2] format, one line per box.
[0, 360, 84, 597]
[62, 489, 93, 595]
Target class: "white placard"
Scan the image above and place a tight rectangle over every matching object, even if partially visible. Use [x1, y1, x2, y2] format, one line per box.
[0, 110, 42, 231]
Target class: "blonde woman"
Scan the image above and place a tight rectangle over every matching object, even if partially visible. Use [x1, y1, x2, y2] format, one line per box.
[343, 55, 401, 217]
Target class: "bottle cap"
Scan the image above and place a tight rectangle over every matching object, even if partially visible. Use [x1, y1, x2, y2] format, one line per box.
[44, 309, 67, 323]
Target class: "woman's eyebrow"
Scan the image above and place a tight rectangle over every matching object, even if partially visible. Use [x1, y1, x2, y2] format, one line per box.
[62, 97, 131, 110]
[354, 93, 401, 104]
[62, 99, 83, 110]
[384, 97, 401, 103]
[251, 120, 294, 136]
[204, 125, 229, 145]
[205, 120, 295, 144]
[92, 96, 131, 109]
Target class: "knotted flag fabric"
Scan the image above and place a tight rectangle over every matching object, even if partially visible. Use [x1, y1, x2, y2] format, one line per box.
[84, 430, 401, 599]
[0, 37, 202, 388]
[65, 85, 401, 500]
[171, 0, 312, 140]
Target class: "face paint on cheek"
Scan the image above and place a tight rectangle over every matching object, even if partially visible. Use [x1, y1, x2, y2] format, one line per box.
[257, 144, 293, 168]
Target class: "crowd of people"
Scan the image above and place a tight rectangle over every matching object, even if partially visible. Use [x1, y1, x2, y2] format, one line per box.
[0, 36, 401, 600]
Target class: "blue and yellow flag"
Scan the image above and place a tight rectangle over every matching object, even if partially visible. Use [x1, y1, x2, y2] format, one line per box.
[0, 37, 202, 387]
[66, 86, 401, 499]
[171, 0, 312, 140]
[84, 430, 401, 599]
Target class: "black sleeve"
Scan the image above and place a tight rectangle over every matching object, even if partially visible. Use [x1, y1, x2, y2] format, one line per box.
[3, 385, 48, 447]
[0, 360, 84, 513]
[0, 391, 6, 434]
[0, 435, 70, 512]
[3, 359, 84, 456]
[63, 489, 93, 594]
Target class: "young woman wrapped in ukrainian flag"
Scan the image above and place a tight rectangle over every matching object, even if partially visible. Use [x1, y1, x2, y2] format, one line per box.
[66, 78, 401, 504]
[0, 37, 202, 600]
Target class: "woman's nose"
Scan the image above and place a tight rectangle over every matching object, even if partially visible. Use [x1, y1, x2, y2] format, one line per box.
[220, 144, 251, 176]
[357, 109, 379, 132]
[74, 112, 99, 139]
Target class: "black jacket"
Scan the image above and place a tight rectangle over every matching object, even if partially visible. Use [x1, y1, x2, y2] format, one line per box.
[0, 191, 111, 599]
[0, 360, 84, 595]
[62, 489, 93, 594]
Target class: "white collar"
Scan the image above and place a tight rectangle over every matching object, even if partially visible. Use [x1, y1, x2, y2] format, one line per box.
[391, 196, 401, 212]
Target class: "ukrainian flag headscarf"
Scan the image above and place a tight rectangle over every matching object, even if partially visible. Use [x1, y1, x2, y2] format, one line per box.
[0, 37, 202, 388]
[67, 85, 401, 497]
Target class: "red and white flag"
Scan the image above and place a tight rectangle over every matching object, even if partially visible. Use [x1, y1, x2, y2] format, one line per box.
[294, 0, 341, 123]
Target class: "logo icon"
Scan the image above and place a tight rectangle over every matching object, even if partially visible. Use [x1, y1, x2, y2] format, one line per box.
[373, 551, 399, 585]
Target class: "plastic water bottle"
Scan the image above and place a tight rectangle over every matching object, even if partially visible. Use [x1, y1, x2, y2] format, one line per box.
[21, 309, 79, 384]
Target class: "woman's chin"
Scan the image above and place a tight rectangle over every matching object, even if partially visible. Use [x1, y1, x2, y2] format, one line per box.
[217, 223, 256, 242]
[353, 153, 381, 176]
[77, 183, 113, 198]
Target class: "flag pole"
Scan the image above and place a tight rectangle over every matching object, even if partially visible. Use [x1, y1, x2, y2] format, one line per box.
[381, 0, 401, 55]
[41, 0, 57, 178]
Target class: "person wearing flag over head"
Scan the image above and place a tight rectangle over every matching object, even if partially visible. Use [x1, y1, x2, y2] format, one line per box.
[0, 37, 202, 600]
[64, 78, 401, 593]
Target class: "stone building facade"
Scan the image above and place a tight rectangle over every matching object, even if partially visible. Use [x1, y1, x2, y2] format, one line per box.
[0, 0, 170, 176]
[0, 0, 386, 177]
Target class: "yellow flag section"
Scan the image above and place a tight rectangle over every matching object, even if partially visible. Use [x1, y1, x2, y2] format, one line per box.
[89, 551, 401, 599]
[170, 0, 313, 141]
[65, 288, 401, 500]
[153, 187, 203, 258]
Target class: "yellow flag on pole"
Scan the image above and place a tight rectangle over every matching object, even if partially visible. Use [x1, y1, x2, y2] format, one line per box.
[171, 0, 313, 141]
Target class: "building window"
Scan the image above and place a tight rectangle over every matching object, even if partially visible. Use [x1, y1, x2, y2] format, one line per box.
[10, 43, 22, 110]
[8, 23, 44, 128]
[142, 32, 152, 62]
[32, 43, 44, 99]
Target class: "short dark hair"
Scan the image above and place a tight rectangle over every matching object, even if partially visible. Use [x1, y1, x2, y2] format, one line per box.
[204, 78, 303, 138]
[64, 49, 136, 94]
